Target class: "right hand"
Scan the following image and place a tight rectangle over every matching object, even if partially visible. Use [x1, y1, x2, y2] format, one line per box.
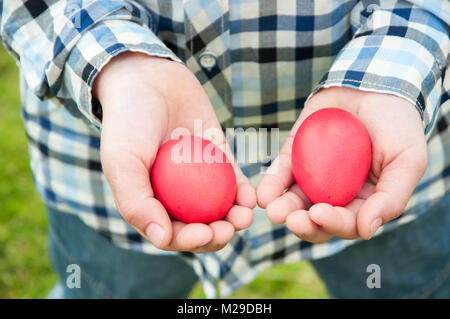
[93, 52, 256, 253]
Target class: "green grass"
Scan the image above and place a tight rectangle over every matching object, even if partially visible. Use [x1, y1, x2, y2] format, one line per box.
[0, 46, 328, 299]
[0, 47, 57, 298]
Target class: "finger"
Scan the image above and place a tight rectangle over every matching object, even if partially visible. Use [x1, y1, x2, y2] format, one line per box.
[286, 210, 333, 243]
[225, 205, 254, 230]
[193, 221, 235, 253]
[354, 180, 377, 200]
[101, 150, 174, 249]
[165, 221, 214, 251]
[208, 221, 235, 246]
[234, 168, 257, 209]
[307, 202, 362, 240]
[357, 148, 427, 239]
[257, 150, 295, 208]
[296, 181, 374, 239]
[266, 184, 309, 224]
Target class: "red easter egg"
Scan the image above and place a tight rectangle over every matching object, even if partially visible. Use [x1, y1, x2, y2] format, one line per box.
[291, 108, 372, 206]
[151, 135, 237, 224]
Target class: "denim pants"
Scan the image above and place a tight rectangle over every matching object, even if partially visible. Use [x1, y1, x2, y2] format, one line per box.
[312, 193, 450, 298]
[46, 193, 450, 298]
[46, 206, 198, 298]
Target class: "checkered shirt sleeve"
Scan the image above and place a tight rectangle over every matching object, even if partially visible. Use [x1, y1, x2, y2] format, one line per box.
[0, 0, 181, 129]
[310, 0, 450, 137]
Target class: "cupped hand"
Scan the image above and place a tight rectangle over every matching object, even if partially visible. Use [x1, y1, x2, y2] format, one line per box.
[94, 52, 256, 253]
[257, 87, 427, 242]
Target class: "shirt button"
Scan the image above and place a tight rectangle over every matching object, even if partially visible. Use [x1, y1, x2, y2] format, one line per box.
[198, 51, 217, 70]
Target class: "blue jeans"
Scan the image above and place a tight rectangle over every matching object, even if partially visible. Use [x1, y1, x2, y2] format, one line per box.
[46, 206, 198, 298]
[312, 193, 450, 298]
[46, 194, 450, 298]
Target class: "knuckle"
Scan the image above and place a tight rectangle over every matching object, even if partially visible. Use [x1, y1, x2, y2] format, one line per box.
[267, 211, 285, 225]
[294, 228, 316, 242]
[405, 144, 428, 174]
[387, 195, 408, 217]
[117, 200, 142, 227]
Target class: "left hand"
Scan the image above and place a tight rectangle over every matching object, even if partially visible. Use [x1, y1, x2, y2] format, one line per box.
[257, 87, 428, 242]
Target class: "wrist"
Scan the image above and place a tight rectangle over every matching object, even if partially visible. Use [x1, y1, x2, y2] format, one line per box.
[92, 51, 177, 109]
[305, 87, 366, 114]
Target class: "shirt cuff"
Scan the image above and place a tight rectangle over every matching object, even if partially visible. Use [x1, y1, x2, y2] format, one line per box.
[63, 19, 181, 130]
[308, 11, 449, 137]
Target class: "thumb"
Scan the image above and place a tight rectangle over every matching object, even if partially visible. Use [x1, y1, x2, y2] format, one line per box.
[101, 150, 173, 248]
[357, 147, 427, 239]
[99, 103, 173, 249]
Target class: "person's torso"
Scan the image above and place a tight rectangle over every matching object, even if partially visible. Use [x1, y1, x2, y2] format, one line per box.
[19, 0, 450, 255]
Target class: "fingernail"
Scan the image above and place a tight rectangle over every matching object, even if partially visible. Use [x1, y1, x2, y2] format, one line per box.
[369, 218, 382, 239]
[146, 223, 165, 247]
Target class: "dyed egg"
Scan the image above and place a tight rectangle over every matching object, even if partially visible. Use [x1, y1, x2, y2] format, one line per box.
[151, 135, 237, 223]
[291, 108, 372, 206]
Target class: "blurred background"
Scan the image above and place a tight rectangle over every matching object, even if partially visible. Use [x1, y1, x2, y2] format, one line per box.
[0, 45, 328, 299]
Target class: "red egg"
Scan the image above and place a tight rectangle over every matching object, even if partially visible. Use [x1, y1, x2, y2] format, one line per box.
[151, 135, 237, 224]
[291, 108, 372, 206]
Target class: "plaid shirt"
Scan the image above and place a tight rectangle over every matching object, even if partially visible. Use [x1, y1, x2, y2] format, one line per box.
[1, 0, 449, 298]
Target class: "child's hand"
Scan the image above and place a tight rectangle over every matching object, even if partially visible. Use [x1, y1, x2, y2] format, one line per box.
[257, 87, 428, 242]
[93, 52, 256, 253]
